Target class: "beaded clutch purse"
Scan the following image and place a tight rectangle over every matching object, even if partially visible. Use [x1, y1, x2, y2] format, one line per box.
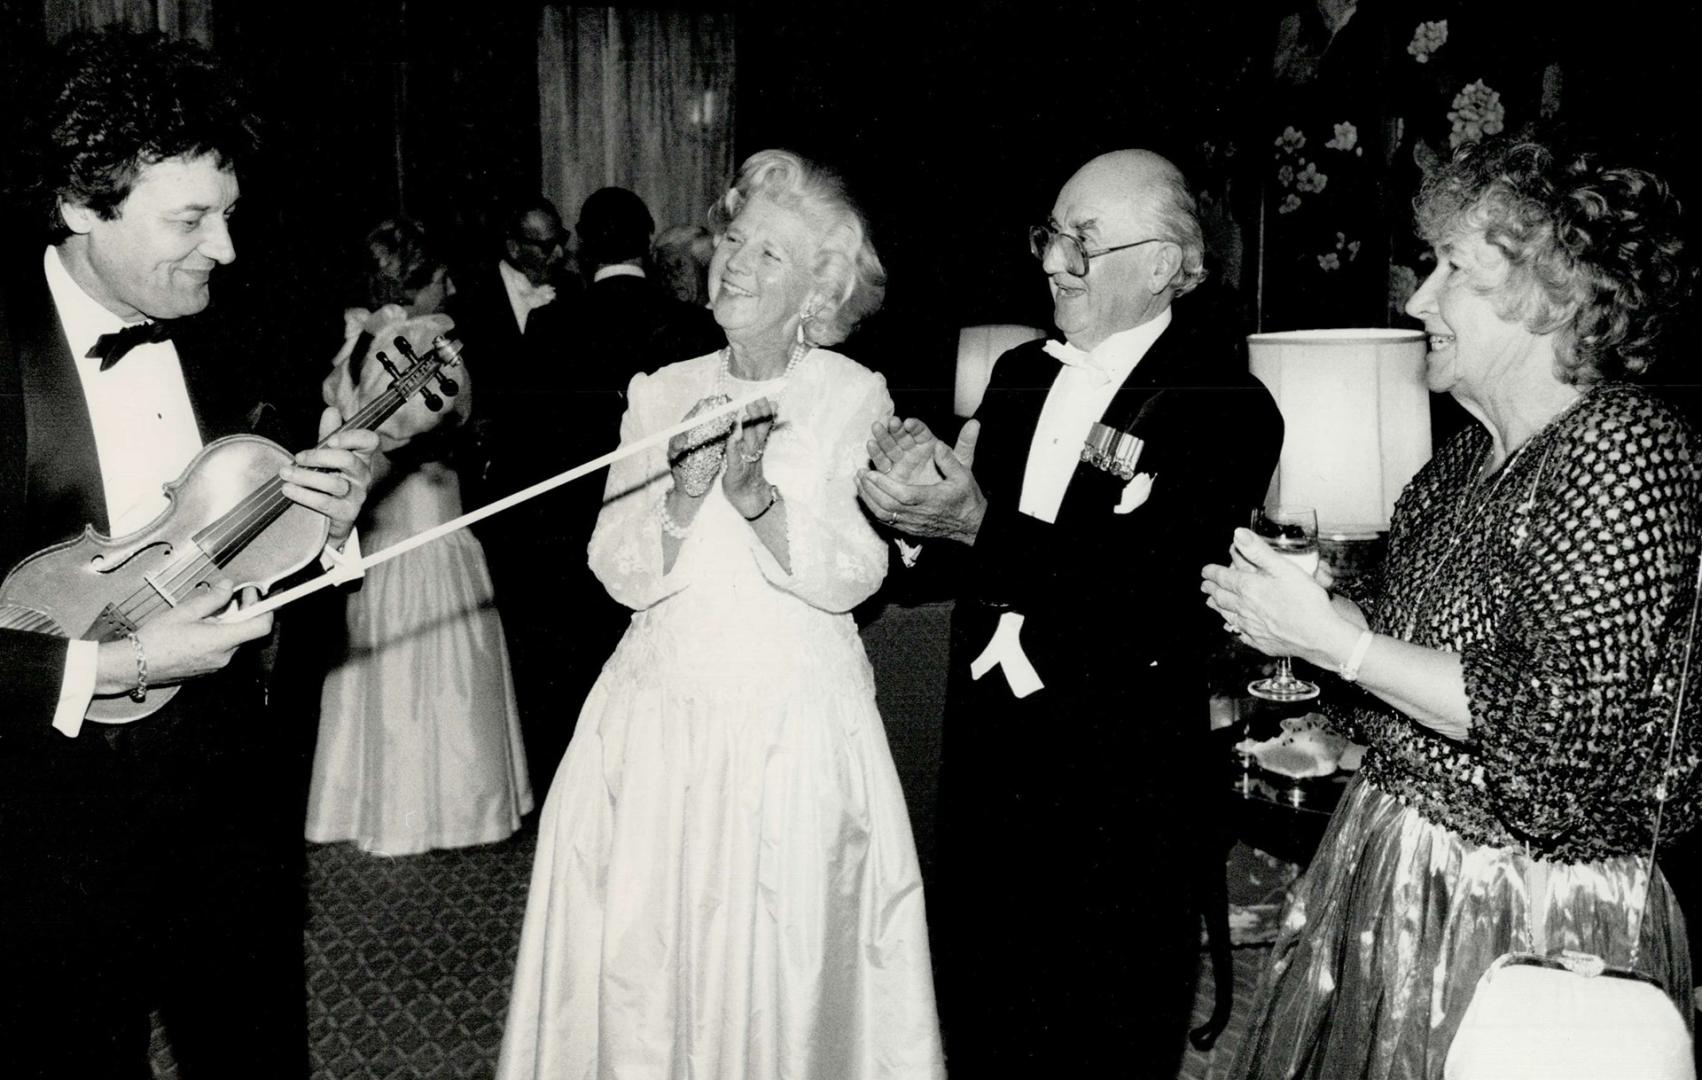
[673, 394, 735, 496]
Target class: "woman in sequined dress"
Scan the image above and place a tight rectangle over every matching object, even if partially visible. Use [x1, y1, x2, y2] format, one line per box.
[1203, 135, 1701, 1079]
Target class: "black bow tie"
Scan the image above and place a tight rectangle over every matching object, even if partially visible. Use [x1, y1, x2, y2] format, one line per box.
[87, 320, 173, 370]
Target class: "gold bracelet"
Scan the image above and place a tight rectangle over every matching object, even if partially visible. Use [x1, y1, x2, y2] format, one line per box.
[126, 630, 148, 702]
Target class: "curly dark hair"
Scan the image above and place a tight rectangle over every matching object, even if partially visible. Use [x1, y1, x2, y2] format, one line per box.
[1414, 134, 1691, 384]
[18, 28, 260, 243]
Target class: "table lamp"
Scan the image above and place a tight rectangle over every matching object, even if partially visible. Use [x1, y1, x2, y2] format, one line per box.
[1248, 328, 1432, 538]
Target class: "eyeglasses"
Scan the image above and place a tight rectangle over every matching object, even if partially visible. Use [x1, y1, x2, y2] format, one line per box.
[1028, 225, 1163, 277]
[516, 234, 566, 251]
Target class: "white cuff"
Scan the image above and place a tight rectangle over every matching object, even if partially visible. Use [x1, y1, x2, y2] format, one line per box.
[895, 537, 922, 569]
[55, 639, 99, 737]
[969, 611, 1045, 698]
[320, 528, 364, 583]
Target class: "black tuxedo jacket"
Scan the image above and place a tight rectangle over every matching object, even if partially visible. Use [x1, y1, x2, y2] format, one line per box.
[560, 272, 723, 392]
[948, 304, 1283, 736]
[0, 254, 304, 742]
[447, 262, 578, 506]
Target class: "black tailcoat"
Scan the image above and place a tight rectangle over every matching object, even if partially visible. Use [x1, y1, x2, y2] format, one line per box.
[935, 305, 1283, 1075]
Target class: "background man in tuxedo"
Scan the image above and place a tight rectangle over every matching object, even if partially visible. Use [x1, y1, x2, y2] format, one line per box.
[447, 197, 583, 786]
[858, 149, 1283, 1074]
[0, 29, 378, 1078]
[470, 186, 729, 790]
[568, 185, 723, 389]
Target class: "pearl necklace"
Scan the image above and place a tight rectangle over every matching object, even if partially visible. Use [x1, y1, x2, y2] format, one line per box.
[717, 339, 811, 394]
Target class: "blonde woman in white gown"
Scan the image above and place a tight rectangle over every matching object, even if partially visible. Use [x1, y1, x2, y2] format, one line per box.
[307, 218, 531, 856]
[498, 152, 944, 1079]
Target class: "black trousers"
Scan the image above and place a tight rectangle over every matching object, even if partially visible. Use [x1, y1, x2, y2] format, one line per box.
[932, 669, 1206, 1078]
[0, 697, 309, 1079]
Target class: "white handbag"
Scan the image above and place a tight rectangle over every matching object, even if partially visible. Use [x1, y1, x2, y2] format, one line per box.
[1444, 949, 1694, 1079]
[1444, 558, 1702, 1080]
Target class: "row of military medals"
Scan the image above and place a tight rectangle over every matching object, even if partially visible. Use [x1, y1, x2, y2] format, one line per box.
[1082, 421, 1143, 479]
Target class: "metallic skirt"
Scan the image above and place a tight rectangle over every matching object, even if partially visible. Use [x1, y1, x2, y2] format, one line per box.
[1231, 775, 1693, 1080]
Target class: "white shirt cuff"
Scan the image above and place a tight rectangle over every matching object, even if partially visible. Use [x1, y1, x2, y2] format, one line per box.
[55, 639, 99, 738]
[320, 528, 364, 582]
[895, 537, 923, 569]
[969, 611, 1045, 698]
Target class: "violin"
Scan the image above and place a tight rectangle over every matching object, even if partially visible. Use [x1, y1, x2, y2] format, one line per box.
[0, 332, 465, 724]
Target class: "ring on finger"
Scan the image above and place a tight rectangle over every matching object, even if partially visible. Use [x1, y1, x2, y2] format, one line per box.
[739, 448, 765, 464]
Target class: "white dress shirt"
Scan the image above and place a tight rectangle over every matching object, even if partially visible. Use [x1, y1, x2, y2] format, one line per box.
[1018, 307, 1170, 524]
[968, 308, 1172, 699]
[498, 259, 557, 333]
[44, 246, 204, 736]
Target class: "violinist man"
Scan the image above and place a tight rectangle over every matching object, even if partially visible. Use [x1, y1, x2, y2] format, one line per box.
[0, 30, 378, 1078]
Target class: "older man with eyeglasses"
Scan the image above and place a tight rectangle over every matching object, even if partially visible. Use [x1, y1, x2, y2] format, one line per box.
[858, 149, 1283, 1074]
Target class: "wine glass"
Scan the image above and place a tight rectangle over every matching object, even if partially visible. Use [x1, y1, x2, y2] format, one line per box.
[1246, 505, 1322, 702]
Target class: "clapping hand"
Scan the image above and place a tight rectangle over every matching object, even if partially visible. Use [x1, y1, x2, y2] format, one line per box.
[866, 416, 941, 484]
[856, 418, 987, 543]
[668, 395, 735, 498]
[723, 398, 778, 517]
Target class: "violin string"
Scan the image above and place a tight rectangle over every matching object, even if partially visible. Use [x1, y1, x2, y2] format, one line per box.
[98, 359, 435, 630]
[183, 391, 397, 567]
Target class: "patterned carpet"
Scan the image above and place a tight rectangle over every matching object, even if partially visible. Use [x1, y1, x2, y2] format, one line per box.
[147, 812, 1271, 1079]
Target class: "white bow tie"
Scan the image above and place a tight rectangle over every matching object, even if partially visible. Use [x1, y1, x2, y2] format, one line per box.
[1041, 338, 1109, 384]
[515, 281, 556, 312]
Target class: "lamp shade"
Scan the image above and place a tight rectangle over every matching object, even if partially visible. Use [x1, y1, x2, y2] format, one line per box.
[956, 324, 1046, 417]
[1248, 328, 1431, 534]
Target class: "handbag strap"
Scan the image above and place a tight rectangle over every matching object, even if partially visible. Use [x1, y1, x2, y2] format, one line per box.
[1524, 552, 1701, 968]
[1626, 551, 1702, 968]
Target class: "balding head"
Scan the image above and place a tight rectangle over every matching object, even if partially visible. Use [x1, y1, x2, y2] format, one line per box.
[1040, 149, 1206, 350]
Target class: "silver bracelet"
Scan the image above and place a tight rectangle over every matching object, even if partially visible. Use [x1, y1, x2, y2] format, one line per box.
[125, 630, 148, 702]
[658, 495, 692, 540]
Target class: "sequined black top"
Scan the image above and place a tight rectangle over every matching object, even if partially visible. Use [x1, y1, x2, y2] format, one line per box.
[1329, 383, 1702, 861]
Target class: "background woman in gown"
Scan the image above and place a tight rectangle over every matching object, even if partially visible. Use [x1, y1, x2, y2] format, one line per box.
[307, 217, 532, 855]
[498, 150, 945, 1079]
[1202, 134, 1701, 1078]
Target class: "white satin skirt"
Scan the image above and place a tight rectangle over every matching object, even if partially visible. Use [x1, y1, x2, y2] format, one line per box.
[496, 606, 945, 1080]
[307, 465, 532, 855]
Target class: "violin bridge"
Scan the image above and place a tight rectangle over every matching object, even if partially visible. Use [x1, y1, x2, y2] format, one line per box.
[143, 570, 180, 607]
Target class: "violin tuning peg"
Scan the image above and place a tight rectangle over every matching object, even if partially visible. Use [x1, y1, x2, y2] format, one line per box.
[374, 350, 402, 380]
[391, 336, 421, 363]
[431, 335, 464, 364]
[420, 389, 444, 412]
[435, 372, 460, 396]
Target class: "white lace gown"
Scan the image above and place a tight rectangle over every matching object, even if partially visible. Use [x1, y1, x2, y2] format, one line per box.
[497, 349, 945, 1080]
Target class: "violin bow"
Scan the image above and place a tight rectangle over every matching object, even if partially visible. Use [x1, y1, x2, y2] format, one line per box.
[220, 387, 771, 624]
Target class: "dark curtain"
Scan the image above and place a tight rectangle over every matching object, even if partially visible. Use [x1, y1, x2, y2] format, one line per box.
[538, 5, 737, 239]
